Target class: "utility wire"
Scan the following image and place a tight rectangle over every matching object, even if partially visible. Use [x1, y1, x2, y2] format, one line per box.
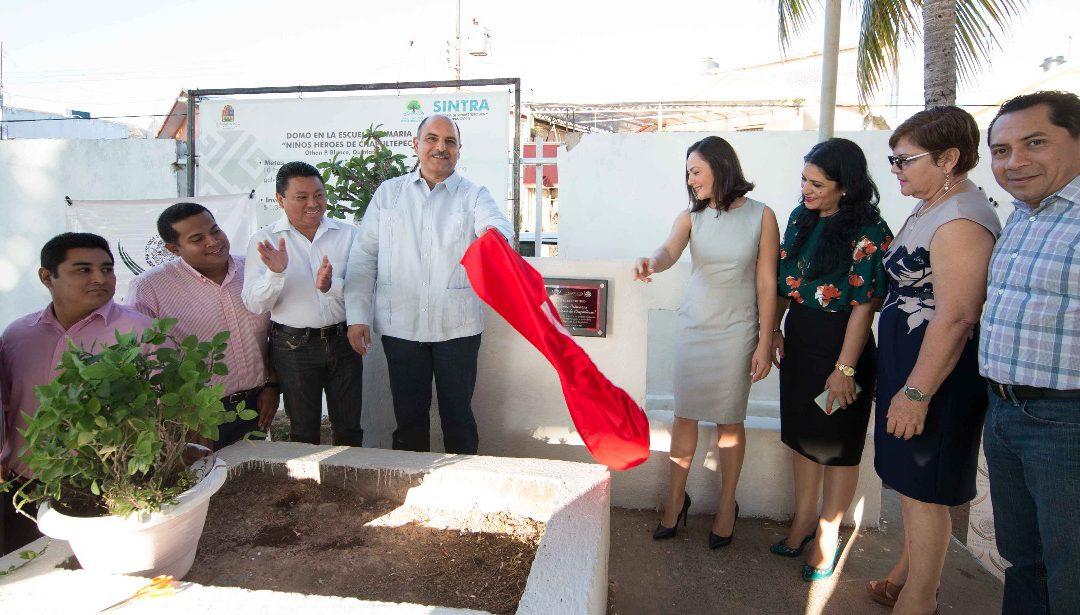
[0, 113, 178, 123]
[0, 100, 1010, 124]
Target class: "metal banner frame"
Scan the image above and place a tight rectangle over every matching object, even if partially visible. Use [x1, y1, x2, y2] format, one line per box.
[185, 78, 523, 241]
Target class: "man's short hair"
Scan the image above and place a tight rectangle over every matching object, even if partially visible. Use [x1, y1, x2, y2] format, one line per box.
[275, 161, 324, 196]
[988, 90, 1080, 144]
[40, 232, 113, 276]
[157, 202, 212, 244]
[415, 114, 461, 141]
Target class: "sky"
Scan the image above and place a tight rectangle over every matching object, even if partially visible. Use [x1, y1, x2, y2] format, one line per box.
[0, 0, 1076, 130]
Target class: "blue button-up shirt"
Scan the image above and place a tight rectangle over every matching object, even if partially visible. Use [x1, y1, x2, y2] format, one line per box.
[345, 170, 514, 342]
[980, 173, 1080, 389]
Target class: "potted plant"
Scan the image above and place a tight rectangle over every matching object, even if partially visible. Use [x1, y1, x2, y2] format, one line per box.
[318, 123, 411, 221]
[4, 318, 257, 578]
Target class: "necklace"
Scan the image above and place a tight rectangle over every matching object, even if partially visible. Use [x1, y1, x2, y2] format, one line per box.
[914, 180, 959, 218]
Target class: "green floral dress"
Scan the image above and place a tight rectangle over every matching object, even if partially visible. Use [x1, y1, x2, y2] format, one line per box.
[776, 206, 893, 311]
[776, 206, 893, 466]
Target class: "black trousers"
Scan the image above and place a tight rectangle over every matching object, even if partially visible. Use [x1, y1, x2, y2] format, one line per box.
[214, 387, 264, 451]
[382, 334, 481, 454]
[2, 477, 41, 556]
[271, 324, 364, 446]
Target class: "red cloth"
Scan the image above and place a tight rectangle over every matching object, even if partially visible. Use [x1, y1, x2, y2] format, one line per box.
[461, 230, 650, 470]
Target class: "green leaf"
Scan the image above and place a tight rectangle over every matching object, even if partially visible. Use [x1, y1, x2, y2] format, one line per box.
[237, 408, 258, 421]
[774, 0, 816, 53]
[79, 362, 119, 380]
[180, 360, 198, 380]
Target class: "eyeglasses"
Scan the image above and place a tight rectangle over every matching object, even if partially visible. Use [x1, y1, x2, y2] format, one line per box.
[888, 151, 934, 169]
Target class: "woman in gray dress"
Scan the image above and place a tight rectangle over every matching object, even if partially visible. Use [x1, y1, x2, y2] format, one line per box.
[634, 136, 780, 548]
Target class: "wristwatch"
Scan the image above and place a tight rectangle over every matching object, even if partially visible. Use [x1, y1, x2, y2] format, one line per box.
[902, 385, 929, 402]
[834, 362, 855, 377]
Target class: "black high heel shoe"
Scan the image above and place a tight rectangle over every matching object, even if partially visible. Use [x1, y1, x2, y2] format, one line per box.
[708, 501, 739, 549]
[770, 531, 816, 557]
[653, 492, 691, 540]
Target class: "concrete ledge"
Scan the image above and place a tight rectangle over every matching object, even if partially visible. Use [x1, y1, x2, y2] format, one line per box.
[0, 442, 612, 615]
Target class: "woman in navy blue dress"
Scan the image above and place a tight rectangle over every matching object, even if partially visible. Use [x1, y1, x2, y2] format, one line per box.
[872, 107, 1001, 614]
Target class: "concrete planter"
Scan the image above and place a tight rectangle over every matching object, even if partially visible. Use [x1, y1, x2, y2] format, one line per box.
[4, 445, 610, 614]
[36, 457, 227, 579]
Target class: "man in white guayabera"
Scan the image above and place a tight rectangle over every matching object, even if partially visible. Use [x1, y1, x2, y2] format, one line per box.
[345, 114, 513, 454]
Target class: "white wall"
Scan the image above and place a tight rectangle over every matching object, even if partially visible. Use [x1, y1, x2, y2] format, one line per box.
[0, 139, 180, 329]
[1, 107, 132, 140]
[0, 135, 895, 526]
[559, 130, 1012, 261]
[360, 258, 881, 526]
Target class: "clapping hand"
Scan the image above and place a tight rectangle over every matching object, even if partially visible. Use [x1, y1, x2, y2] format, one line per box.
[257, 238, 288, 273]
[315, 256, 333, 293]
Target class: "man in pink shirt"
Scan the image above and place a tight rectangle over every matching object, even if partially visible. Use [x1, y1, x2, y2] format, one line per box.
[0, 233, 152, 555]
[127, 202, 277, 450]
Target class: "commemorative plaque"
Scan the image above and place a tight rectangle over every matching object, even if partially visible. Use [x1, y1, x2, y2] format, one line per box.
[543, 277, 608, 337]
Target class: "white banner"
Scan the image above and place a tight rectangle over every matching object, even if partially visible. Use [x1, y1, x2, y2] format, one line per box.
[66, 193, 257, 302]
[196, 92, 512, 227]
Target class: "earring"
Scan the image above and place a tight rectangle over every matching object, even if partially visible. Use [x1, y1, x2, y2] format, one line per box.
[944, 172, 952, 192]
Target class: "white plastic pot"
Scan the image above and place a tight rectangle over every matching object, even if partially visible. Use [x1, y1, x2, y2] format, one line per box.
[37, 457, 227, 579]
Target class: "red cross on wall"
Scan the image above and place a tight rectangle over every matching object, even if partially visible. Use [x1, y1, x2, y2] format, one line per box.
[523, 143, 558, 188]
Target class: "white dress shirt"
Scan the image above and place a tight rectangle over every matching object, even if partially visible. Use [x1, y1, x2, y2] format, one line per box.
[345, 170, 513, 342]
[242, 216, 357, 328]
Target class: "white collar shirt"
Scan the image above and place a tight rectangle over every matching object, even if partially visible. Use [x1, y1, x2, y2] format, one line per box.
[345, 170, 513, 342]
[242, 215, 357, 328]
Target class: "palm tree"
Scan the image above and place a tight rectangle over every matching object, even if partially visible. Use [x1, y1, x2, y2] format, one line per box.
[775, 0, 1027, 109]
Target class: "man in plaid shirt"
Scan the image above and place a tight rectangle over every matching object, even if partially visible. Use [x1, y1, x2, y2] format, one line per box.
[981, 90, 1080, 615]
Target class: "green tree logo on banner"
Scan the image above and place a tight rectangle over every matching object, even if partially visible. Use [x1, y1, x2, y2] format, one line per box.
[406, 100, 422, 113]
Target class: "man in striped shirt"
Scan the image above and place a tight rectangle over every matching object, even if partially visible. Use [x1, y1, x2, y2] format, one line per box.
[981, 91, 1080, 615]
[127, 202, 277, 450]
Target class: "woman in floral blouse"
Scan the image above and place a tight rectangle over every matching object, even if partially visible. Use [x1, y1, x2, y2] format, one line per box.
[770, 138, 892, 581]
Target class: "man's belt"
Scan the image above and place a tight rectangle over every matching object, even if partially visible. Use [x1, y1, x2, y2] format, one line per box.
[221, 385, 263, 405]
[271, 322, 347, 339]
[987, 378, 1080, 401]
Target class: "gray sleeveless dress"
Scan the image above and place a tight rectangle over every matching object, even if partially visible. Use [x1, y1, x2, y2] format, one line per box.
[673, 198, 764, 424]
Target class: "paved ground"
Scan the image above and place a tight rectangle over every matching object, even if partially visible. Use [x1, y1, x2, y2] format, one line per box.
[608, 490, 1003, 615]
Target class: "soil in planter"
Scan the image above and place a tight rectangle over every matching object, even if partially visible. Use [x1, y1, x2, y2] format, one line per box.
[186, 470, 544, 614]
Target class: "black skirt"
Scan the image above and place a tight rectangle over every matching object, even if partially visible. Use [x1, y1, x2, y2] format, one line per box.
[780, 301, 877, 466]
